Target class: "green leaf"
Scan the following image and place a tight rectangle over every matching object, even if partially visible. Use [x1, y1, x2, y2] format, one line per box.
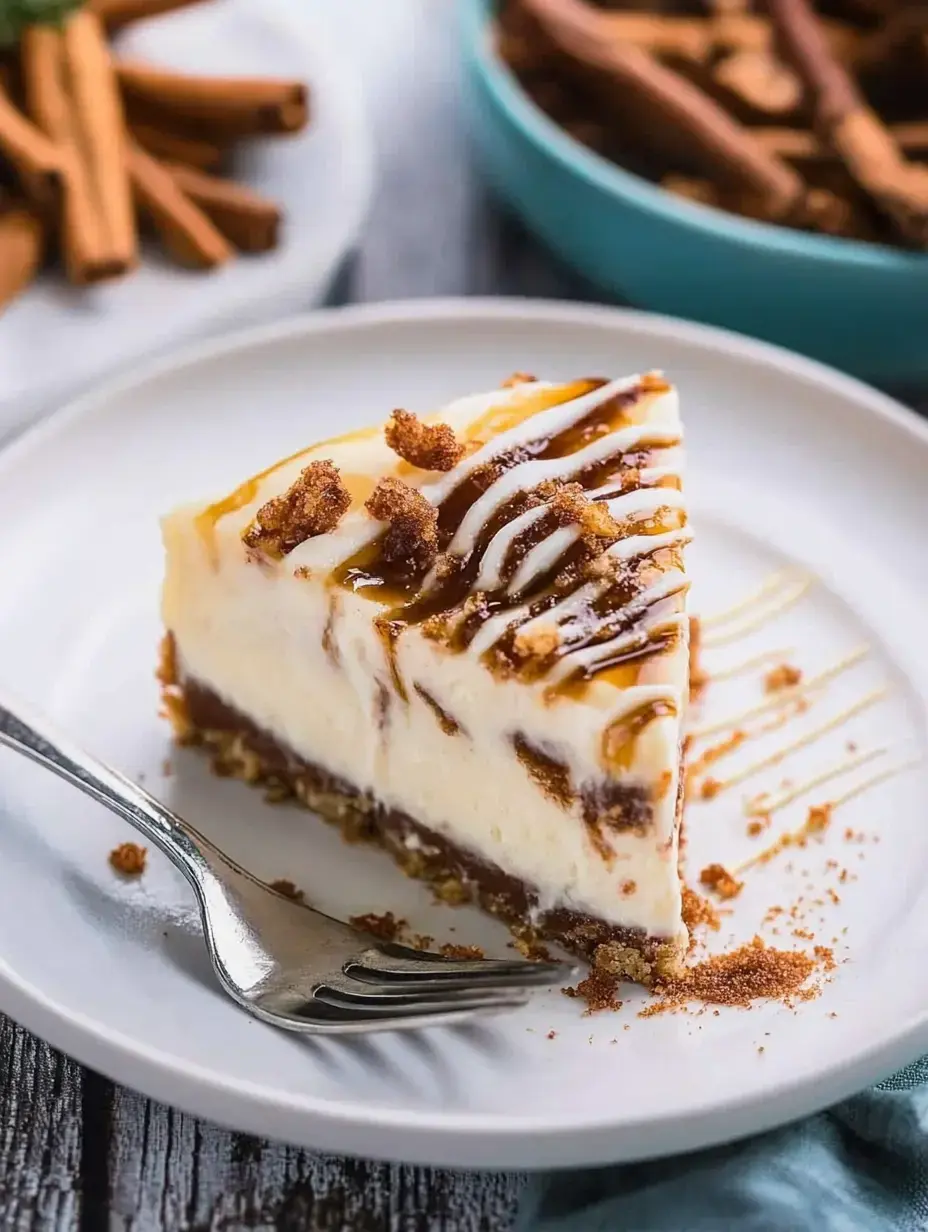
[0, 0, 86, 47]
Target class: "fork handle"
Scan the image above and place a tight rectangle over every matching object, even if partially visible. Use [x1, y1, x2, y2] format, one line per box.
[0, 691, 207, 888]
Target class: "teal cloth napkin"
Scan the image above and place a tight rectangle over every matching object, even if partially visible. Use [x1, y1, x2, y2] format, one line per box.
[516, 1058, 928, 1232]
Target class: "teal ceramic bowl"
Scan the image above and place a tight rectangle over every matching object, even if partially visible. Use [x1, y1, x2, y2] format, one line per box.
[460, 0, 928, 383]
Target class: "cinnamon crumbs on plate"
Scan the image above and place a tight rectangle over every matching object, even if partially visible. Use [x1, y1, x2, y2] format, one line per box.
[681, 885, 721, 934]
[642, 936, 816, 1014]
[349, 910, 406, 942]
[439, 942, 485, 960]
[109, 842, 147, 877]
[365, 477, 439, 573]
[270, 878, 304, 902]
[563, 968, 624, 1014]
[688, 615, 707, 701]
[385, 409, 464, 472]
[764, 663, 803, 693]
[699, 863, 744, 901]
[243, 460, 350, 557]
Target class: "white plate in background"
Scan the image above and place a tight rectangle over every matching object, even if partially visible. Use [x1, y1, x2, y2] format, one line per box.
[0, 0, 373, 439]
[0, 299, 926, 1168]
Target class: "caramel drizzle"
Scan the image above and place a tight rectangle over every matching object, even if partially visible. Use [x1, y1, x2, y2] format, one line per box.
[709, 645, 795, 683]
[688, 646, 868, 741]
[697, 688, 887, 797]
[745, 745, 887, 819]
[736, 757, 920, 873]
[701, 572, 812, 649]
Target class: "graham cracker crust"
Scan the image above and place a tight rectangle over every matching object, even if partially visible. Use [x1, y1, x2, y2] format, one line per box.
[173, 673, 686, 984]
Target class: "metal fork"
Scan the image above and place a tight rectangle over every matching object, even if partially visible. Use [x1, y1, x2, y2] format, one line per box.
[0, 695, 577, 1034]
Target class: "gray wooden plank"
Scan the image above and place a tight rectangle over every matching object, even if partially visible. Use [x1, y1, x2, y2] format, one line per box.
[0, 1016, 83, 1232]
[106, 1088, 522, 1232]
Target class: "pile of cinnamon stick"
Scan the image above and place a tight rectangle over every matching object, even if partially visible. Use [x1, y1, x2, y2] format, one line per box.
[0, 0, 309, 313]
[498, 0, 928, 247]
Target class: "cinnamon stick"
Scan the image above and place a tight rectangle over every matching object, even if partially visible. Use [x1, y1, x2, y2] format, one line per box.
[521, 0, 807, 221]
[128, 142, 232, 268]
[162, 162, 280, 251]
[0, 79, 62, 209]
[767, 0, 928, 244]
[63, 11, 137, 269]
[116, 61, 309, 136]
[21, 24, 124, 283]
[130, 121, 224, 169]
[662, 171, 858, 236]
[756, 121, 928, 165]
[0, 205, 43, 312]
[90, 0, 209, 30]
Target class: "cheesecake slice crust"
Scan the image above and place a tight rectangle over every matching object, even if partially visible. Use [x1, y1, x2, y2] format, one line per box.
[161, 375, 692, 983]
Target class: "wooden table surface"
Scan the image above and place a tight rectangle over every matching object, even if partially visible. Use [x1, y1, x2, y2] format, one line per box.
[2, 5, 923, 1229]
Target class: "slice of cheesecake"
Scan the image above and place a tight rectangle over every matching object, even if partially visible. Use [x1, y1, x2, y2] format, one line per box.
[160, 372, 692, 983]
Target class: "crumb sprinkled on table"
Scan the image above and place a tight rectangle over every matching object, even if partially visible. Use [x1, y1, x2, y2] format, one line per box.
[699, 863, 743, 901]
[563, 969, 623, 1014]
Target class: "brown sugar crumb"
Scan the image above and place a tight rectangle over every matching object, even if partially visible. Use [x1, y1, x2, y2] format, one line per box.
[513, 623, 560, 661]
[699, 777, 722, 800]
[270, 879, 304, 902]
[243, 460, 350, 558]
[681, 885, 721, 934]
[109, 842, 147, 877]
[385, 408, 465, 472]
[546, 1029, 557, 1039]
[643, 936, 816, 1014]
[349, 911, 406, 942]
[814, 945, 836, 972]
[620, 879, 637, 896]
[688, 615, 707, 702]
[563, 968, 623, 1014]
[513, 935, 554, 962]
[439, 943, 485, 960]
[747, 818, 767, 838]
[700, 863, 743, 901]
[807, 803, 833, 834]
[548, 482, 621, 541]
[365, 477, 439, 574]
[687, 729, 746, 781]
[502, 371, 536, 388]
[764, 663, 803, 693]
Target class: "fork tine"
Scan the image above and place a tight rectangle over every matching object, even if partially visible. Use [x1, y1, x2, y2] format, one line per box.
[314, 982, 530, 1015]
[250, 994, 526, 1035]
[353, 944, 577, 985]
[345, 960, 569, 994]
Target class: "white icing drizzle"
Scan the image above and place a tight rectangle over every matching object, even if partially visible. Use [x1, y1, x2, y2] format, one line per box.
[505, 487, 686, 598]
[544, 613, 690, 687]
[446, 422, 681, 557]
[420, 375, 645, 510]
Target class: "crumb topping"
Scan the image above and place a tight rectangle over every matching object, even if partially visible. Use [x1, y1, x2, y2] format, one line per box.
[243, 460, 350, 557]
[512, 623, 560, 661]
[439, 942, 485, 960]
[501, 371, 536, 387]
[349, 910, 406, 942]
[765, 663, 803, 693]
[270, 878, 304, 902]
[156, 632, 178, 688]
[109, 842, 147, 877]
[547, 482, 621, 541]
[385, 408, 465, 472]
[563, 969, 623, 1014]
[700, 863, 744, 900]
[365, 477, 439, 574]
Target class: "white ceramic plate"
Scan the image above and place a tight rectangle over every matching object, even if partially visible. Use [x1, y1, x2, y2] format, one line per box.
[1, 300, 927, 1170]
[0, 0, 373, 439]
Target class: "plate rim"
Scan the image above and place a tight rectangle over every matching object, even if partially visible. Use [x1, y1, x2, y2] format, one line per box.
[2, 297, 928, 1168]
